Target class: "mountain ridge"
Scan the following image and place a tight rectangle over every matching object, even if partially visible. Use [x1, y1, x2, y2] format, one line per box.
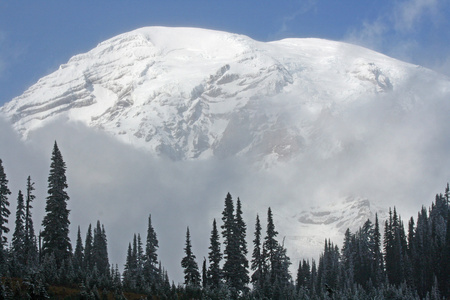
[3, 26, 445, 163]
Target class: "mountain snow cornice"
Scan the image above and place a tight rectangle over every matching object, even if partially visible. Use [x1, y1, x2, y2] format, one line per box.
[1, 26, 445, 161]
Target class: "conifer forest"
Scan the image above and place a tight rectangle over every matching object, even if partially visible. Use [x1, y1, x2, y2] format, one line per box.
[0, 142, 449, 299]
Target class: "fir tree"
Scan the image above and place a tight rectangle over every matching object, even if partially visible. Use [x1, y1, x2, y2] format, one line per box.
[135, 233, 144, 291]
[41, 142, 71, 266]
[92, 221, 109, 276]
[181, 227, 200, 287]
[373, 213, 383, 287]
[73, 226, 84, 272]
[207, 218, 222, 289]
[221, 192, 235, 286]
[144, 214, 159, 286]
[202, 258, 207, 288]
[264, 207, 278, 284]
[11, 190, 26, 275]
[84, 224, 93, 273]
[24, 176, 37, 269]
[0, 158, 11, 252]
[233, 197, 249, 292]
[251, 214, 264, 290]
[123, 242, 136, 290]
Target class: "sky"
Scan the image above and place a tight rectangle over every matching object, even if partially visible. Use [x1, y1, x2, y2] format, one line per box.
[0, 0, 450, 106]
[1, 0, 450, 284]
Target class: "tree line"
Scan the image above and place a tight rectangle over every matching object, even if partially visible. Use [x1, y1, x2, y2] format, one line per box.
[0, 141, 449, 299]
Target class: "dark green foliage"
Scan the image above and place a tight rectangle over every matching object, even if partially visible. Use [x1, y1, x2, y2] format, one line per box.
[11, 190, 26, 276]
[251, 214, 264, 291]
[24, 176, 38, 270]
[2, 143, 450, 298]
[41, 142, 71, 267]
[207, 218, 222, 289]
[84, 224, 93, 272]
[92, 221, 109, 278]
[220, 193, 249, 295]
[0, 158, 11, 258]
[181, 227, 201, 288]
[234, 198, 249, 292]
[143, 214, 159, 287]
[221, 192, 235, 286]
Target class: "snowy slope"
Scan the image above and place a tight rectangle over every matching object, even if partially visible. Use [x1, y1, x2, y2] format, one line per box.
[2, 27, 450, 278]
[3, 26, 446, 163]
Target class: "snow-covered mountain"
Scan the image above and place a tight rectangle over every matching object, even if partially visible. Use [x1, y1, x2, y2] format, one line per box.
[3, 27, 446, 163]
[1, 27, 450, 281]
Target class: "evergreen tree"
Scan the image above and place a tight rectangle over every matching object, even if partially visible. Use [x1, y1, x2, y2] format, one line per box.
[41, 142, 71, 266]
[181, 227, 200, 287]
[340, 228, 354, 290]
[441, 210, 450, 298]
[24, 176, 37, 269]
[73, 226, 84, 272]
[144, 214, 159, 286]
[251, 214, 264, 290]
[135, 233, 145, 291]
[373, 213, 384, 287]
[123, 242, 136, 290]
[207, 218, 222, 289]
[264, 207, 278, 284]
[202, 258, 207, 288]
[92, 221, 109, 276]
[11, 190, 26, 276]
[0, 159, 11, 256]
[84, 224, 93, 271]
[221, 192, 235, 286]
[234, 197, 249, 292]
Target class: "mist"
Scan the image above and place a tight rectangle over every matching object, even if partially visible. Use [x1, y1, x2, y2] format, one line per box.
[1, 71, 450, 283]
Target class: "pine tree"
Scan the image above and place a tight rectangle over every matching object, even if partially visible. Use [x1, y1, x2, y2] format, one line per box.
[41, 142, 71, 266]
[92, 221, 109, 276]
[135, 233, 145, 291]
[123, 242, 136, 290]
[144, 214, 159, 286]
[234, 197, 249, 292]
[207, 218, 222, 289]
[373, 213, 383, 286]
[0, 158, 11, 254]
[11, 190, 26, 275]
[251, 214, 264, 290]
[202, 258, 207, 288]
[181, 227, 200, 287]
[221, 192, 235, 286]
[340, 228, 354, 290]
[264, 207, 278, 284]
[73, 226, 84, 272]
[24, 176, 37, 269]
[84, 224, 93, 272]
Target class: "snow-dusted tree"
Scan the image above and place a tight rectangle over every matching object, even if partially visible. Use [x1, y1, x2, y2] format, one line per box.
[144, 214, 159, 285]
[84, 224, 93, 271]
[181, 227, 200, 287]
[0, 159, 11, 253]
[41, 142, 71, 266]
[207, 218, 222, 288]
[11, 190, 26, 275]
[264, 207, 278, 284]
[24, 176, 38, 268]
[92, 221, 109, 276]
[234, 197, 249, 292]
[251, 214, 264, 291]
[73, 226, 84, 272]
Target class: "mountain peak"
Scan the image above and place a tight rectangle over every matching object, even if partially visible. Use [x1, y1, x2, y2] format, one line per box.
[1, 26, 445, 162]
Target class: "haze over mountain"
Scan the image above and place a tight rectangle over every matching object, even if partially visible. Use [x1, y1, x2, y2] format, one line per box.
[1, 27, 450, 283]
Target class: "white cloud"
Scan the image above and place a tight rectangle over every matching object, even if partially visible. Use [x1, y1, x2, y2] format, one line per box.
[344, 0, 447, 70]
[393, 0, 440, 32]
[271, 0, 318, 39]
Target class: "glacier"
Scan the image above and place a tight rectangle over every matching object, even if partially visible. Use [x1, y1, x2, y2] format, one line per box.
[1, 26, 450, 283]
